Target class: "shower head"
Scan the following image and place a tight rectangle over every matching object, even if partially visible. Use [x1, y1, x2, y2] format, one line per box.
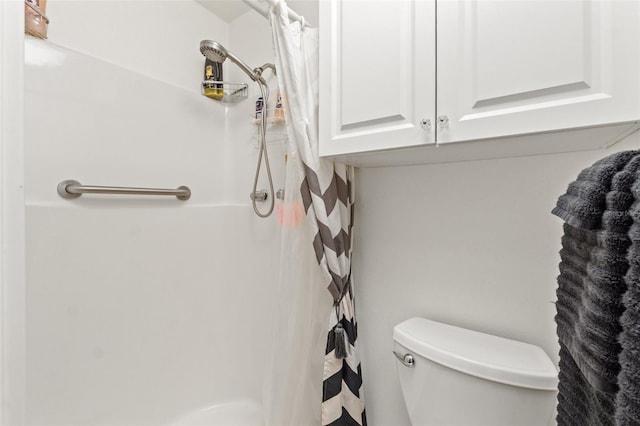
[199, 40, 264, 84]
[200, 40, 228, 63]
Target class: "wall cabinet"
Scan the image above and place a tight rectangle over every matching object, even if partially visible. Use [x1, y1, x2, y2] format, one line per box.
[319, 0, 640, 166]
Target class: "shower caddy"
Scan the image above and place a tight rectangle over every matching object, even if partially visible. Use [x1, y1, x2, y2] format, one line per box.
[201, 81, 248, 102]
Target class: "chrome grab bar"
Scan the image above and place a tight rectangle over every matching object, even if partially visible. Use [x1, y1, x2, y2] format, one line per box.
[393, 351, 415, 368]
[57, 180, 191, 201]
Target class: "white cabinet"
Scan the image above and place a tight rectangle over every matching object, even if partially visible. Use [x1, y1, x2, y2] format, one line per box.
[319, 0, 640, 165]
[437, 0, 640, 143]
[318, 0, 436, 156]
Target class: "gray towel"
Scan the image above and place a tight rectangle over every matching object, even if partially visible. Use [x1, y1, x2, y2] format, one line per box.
[616, 177, 640, 426]
[553, 151, 638, 229]
[558, 342, 616, 426]
[553, 151, 639, 425]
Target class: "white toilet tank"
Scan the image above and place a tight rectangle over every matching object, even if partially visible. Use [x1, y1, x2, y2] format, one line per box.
[393, 318, 558, 426]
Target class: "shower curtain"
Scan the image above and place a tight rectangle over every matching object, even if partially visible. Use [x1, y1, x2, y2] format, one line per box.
[264, 1, 367, 425]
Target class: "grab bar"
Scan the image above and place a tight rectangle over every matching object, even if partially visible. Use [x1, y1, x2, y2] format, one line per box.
[57, 180, 191, 201]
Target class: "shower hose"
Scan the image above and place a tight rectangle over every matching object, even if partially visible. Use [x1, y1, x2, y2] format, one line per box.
[252, 81, 275, 218]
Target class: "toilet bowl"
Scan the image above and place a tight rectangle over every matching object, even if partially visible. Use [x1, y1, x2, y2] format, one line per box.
[393, 318, 558, 426]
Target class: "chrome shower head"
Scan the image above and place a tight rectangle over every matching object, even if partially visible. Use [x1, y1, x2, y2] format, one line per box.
[200, 40, 227, 63]
[199, 40, 263, 84]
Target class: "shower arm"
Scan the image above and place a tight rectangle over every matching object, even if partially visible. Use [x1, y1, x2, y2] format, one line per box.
[255, 63, 276, 76]
[252, 63, 276, 86]
[224, 51, 268, 85]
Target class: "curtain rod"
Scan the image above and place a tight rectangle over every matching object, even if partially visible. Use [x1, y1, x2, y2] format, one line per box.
[241, 0, 311, 27]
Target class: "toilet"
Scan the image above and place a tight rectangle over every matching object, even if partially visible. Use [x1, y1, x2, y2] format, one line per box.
[393, 318, 558, 426]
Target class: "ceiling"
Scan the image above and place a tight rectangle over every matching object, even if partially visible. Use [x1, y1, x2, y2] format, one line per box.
[196, 0, 251, 22]
[196, 0, 318, 26]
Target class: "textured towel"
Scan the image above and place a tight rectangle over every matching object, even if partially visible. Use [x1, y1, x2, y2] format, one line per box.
[553, 151, 639, 425]
[557, 343, 616, 426]
[616, 176, 640, 425]
[553, 151, 638, 229]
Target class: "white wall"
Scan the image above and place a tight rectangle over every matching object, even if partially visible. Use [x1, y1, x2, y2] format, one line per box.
[353, 131, 640, 425]
[24, 38, 226, 205]
[23, 2, 284, 424]
[25, 205, 278, 425]
[1, 2, 27, 424]
[46, 0, 227, 94]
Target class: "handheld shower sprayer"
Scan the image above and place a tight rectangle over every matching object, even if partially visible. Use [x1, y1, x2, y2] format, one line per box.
[199, 40, 278, 218]
[199, 40, 272, 85]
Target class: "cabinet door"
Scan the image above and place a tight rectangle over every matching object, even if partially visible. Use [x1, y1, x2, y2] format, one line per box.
[319, 0, 435, 157]
[436, 0, 640, 143]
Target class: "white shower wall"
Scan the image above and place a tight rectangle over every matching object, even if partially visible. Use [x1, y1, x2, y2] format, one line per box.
[23, 2, 282, 424]
[46, 0, 223, 94]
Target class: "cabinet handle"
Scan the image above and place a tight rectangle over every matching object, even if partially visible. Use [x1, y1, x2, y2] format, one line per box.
[420, 118, 432, 130]
[437, 115, 449, 128]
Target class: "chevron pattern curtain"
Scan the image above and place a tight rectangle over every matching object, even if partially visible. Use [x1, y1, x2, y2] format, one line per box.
[301, 164, 367, 425]
[268, 1, 367, 425]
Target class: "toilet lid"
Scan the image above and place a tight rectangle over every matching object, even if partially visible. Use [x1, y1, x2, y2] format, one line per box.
[393, 317, 558, 390]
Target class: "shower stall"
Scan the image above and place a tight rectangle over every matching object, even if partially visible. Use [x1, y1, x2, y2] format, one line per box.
[0, 0, 318, 424]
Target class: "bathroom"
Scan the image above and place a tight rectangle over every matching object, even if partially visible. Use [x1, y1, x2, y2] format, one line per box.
[1, 0, 639, 425]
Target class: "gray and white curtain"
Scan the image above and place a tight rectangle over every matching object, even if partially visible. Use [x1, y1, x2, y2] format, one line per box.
[301, 164, 365, 425]
[268, 1, 367, 424]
